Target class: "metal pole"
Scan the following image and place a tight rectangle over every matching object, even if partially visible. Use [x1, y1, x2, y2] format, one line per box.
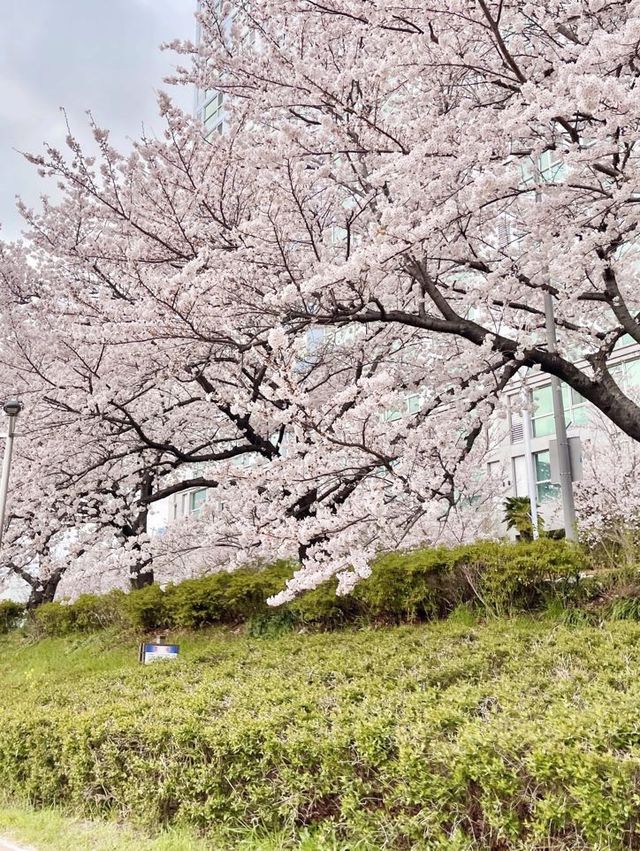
[543, 293, 577, 539]
[535, 157, 577, 540]
[0, 413, 18, 550]
[521, 381, 539, 540]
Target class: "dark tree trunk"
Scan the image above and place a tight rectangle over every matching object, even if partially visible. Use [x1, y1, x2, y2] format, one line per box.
[26, 570, 64, 609]
[129, 565, 154, 590]
[127, 468, 155, 591]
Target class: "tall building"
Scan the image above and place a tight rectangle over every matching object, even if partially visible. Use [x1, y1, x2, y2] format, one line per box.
[194, 1, 226, 139]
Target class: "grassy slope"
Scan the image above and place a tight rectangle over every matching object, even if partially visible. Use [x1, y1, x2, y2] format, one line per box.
[0, 632, 213, 850]
[0, 629, 331, 851]
[3, 617, 640, 848]
[0, 803, 211, 850]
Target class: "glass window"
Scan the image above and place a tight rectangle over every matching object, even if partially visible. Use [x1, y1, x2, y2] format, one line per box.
[537, 480, 560, 503]
[532, 413, 555, 437]
[625, 358, 640, 388]
[532, 386, 555, 437]
[614, 333, 636, 350]
[562, 385, 588, 427]
[572, 405, 588, 426]
[609, 357, 640, 401]
[189, 489, 208, 516]
[532, 385, 553, 415]
[533, 382, 588, 434]
[534, 450, 560, 503]
[406, 394, 421, 415]
[534, 450, 551, 482]
[204, 93, 224, 130]
[384, 409, 402, 422]
[539, 149, 566, 182]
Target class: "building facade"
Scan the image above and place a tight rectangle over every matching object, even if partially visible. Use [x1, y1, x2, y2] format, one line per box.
[487, 339, 640, 535]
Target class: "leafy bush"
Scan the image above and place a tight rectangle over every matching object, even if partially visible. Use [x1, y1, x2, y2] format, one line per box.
[32, 592, 128, 637]
[0, 600, 25, 633]
[352, 538, 585, 621]
[31, 601, 75, 637]
[354, 546, 454, 621]
[289, 579, 359, 626]
[69, 592, 129, 632]
[122, 583, 171, 631]
[457, 538, 585, 616]
[3, 620, 640, 847]
[28, 540, 588, 638]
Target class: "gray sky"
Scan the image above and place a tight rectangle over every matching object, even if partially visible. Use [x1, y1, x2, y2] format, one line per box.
[0, 0, 196, 239]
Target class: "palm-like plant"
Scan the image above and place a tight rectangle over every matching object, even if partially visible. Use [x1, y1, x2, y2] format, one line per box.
[503, 496, 544, 541]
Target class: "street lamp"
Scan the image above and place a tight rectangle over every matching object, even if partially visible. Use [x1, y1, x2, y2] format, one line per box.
[0, 401, 22, 549]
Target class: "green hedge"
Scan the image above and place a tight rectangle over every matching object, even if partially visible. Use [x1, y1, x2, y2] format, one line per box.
[0, 600, 25, 633]
[29, 540, 588, 638]
[4, 620, 640, 848]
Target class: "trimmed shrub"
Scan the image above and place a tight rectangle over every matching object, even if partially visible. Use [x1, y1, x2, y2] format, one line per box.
[0, 600, 25, 633]
[122, 583, 171, 631]
[288, 579, 359, 627]
[351, 538, 585, 621]
[31, 601, 76, 637]
[32, 592, 128, 637]
[163, 562, 294, 629]
[69, 592, 129, 632]
[28, 540, 588, 638]
[455, 538, 585, 616]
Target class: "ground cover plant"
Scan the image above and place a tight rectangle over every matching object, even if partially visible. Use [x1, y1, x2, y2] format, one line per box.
[4, 617, 640, 848]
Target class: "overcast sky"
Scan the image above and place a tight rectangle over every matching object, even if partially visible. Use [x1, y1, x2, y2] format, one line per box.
[0, 0, 196, 239]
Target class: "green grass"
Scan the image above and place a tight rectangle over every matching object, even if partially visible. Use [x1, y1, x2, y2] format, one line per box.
[0, 801, 212, 850]
[4, 617, 640, 847]
[0, 801, 361, 850]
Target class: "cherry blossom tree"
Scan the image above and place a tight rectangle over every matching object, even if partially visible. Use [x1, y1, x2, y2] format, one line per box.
[3, 0, 640, 601]
[0, 109, 508, 599]
[179, 0, 640, 596]
[177, 0, 640, 437]
[0, 242, 159, 602]
[575, 411, 640, 568]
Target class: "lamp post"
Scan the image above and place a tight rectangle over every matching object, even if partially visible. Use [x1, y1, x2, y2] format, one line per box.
[0, 401, 22, 549]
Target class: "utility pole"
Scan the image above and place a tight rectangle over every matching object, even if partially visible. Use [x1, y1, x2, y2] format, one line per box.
[543, 295, 577, 539]
[535, 155, 577, 539]
[0, 401, 23, 549]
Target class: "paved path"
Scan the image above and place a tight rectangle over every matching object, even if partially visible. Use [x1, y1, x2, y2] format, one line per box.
[0, 839, 32, 851]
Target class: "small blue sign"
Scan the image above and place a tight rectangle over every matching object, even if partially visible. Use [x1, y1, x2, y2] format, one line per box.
[139, 643, 180, 665]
